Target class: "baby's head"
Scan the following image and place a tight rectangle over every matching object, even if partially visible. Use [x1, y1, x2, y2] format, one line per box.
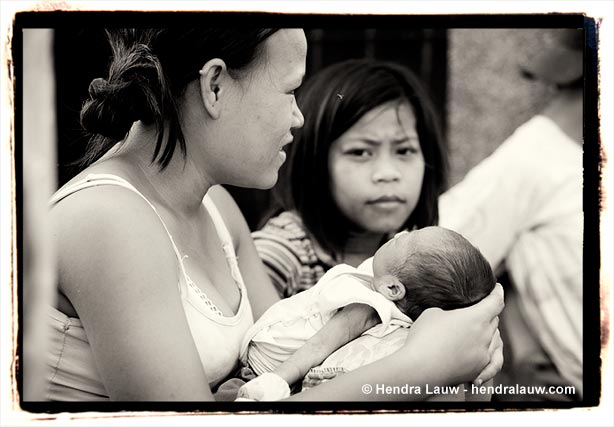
[372, 226, 496, 320]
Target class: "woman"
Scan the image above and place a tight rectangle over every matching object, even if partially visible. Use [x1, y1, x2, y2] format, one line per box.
[47, 28, 502, 401]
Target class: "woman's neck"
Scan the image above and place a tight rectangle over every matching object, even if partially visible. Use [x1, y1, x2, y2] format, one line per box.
[111, 123, 213, 218]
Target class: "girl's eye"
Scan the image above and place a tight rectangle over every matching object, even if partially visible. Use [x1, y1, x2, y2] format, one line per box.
[397, 146, 419, 156]
[345, 149, 371, 158]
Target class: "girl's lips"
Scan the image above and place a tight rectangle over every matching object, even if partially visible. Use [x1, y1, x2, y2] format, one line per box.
[366, 196, 406, 211]
[367, 195, 406, 204]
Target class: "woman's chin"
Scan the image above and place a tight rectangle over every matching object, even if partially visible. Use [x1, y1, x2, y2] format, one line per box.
[237, 173, 278, 191]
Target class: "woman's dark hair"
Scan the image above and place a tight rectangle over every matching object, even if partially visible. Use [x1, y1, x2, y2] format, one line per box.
[80, 28, 279, 169]
[392, 227, 496, 320]
[275, 59, 447, 257]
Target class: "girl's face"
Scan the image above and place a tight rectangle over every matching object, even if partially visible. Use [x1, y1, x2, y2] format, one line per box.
[204, 29, 306, 189]
[328, 101, 425, 236]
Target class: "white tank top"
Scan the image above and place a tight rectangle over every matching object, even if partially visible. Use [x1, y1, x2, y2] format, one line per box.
[47, 173, 254, 400]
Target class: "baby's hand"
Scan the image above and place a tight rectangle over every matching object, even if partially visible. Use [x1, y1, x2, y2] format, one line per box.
[301, 366, 348, 390]
[236, 372, 290, 401]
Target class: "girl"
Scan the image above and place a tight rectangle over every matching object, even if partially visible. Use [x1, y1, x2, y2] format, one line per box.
[254, 59, 446, 298]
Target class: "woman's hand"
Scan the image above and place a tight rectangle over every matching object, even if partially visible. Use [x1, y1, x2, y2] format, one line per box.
[403, 283, 504, 386]
[475, 325, 503, 386]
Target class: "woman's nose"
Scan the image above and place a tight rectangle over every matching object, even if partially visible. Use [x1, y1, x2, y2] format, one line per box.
[372, 158, 401, 183]
[292, 100, 305, 129]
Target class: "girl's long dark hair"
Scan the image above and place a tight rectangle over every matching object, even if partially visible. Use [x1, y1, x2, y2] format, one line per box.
[275, 59, 447, 257]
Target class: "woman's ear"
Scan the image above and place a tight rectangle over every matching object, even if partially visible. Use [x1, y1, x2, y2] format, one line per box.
[374, 275, 406, 302]
[199, 58, 227, 119]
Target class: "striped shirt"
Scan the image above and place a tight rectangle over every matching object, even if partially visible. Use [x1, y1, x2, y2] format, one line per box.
[252, 211, 334, 298]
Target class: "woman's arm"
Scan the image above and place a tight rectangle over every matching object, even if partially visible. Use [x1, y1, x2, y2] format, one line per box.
[207, 186, 280, 320]
[52, 187, 216, 400]
[286, 284, 504, 401]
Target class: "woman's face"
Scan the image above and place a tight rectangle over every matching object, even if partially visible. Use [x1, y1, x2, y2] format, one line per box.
[206, 29, 307, 189]
[328, 101, 425, 235]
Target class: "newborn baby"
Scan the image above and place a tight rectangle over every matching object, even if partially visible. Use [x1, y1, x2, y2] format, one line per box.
[238, 226, 496, 400]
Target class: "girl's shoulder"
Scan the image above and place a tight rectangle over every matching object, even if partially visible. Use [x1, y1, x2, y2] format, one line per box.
[254, 211, 328, 263]
[256, 211, 309, 241]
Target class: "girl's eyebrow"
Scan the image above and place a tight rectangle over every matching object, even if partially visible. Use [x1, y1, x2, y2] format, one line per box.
[345, 136, 418, 145]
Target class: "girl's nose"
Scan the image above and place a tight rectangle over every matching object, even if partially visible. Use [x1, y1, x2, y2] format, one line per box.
[372, 158, 401, 183]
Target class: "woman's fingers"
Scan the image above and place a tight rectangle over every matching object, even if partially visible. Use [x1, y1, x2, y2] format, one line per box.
[403, 284, 505, 387]
[485, 315, 499, 339]
[473, 328, 504, 385]
[477, 283, 505, 319]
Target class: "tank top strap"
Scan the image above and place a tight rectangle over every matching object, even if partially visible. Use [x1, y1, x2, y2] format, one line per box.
[202, 191, 243, 289]
[49, 173, 192, 295]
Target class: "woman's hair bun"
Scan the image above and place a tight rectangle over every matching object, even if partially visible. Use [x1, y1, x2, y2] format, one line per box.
[81, 77, 139, 141]
[87, 77, 109, 99]
[80, 43, 162, 141]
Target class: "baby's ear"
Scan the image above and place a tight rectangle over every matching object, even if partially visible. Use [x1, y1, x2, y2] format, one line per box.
[374, 275, 406, 301]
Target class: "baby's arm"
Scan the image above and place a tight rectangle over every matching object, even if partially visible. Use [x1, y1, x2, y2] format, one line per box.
[274, 303, 380, 386]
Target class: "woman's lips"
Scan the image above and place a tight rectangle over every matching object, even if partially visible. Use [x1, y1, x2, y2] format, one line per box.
[282, 135, 294, 147]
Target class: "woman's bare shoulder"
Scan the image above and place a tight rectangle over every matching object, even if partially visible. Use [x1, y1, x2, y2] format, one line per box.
[51, 182, 163, 234]
[51, 184, 179, 296]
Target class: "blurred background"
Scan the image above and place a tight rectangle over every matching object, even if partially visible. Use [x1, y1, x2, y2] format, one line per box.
[51, 27, 563, 230]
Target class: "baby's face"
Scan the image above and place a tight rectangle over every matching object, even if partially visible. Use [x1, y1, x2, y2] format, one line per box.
[372, 227, 443, 277]
[372, 231, 414, 277]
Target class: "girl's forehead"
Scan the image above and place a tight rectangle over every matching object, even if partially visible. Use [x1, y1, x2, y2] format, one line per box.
[337, 101, 418, 144]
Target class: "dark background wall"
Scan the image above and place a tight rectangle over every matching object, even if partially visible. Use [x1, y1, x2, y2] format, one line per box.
[53, 27, 448, 230]
[53, 26, 562, 230]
